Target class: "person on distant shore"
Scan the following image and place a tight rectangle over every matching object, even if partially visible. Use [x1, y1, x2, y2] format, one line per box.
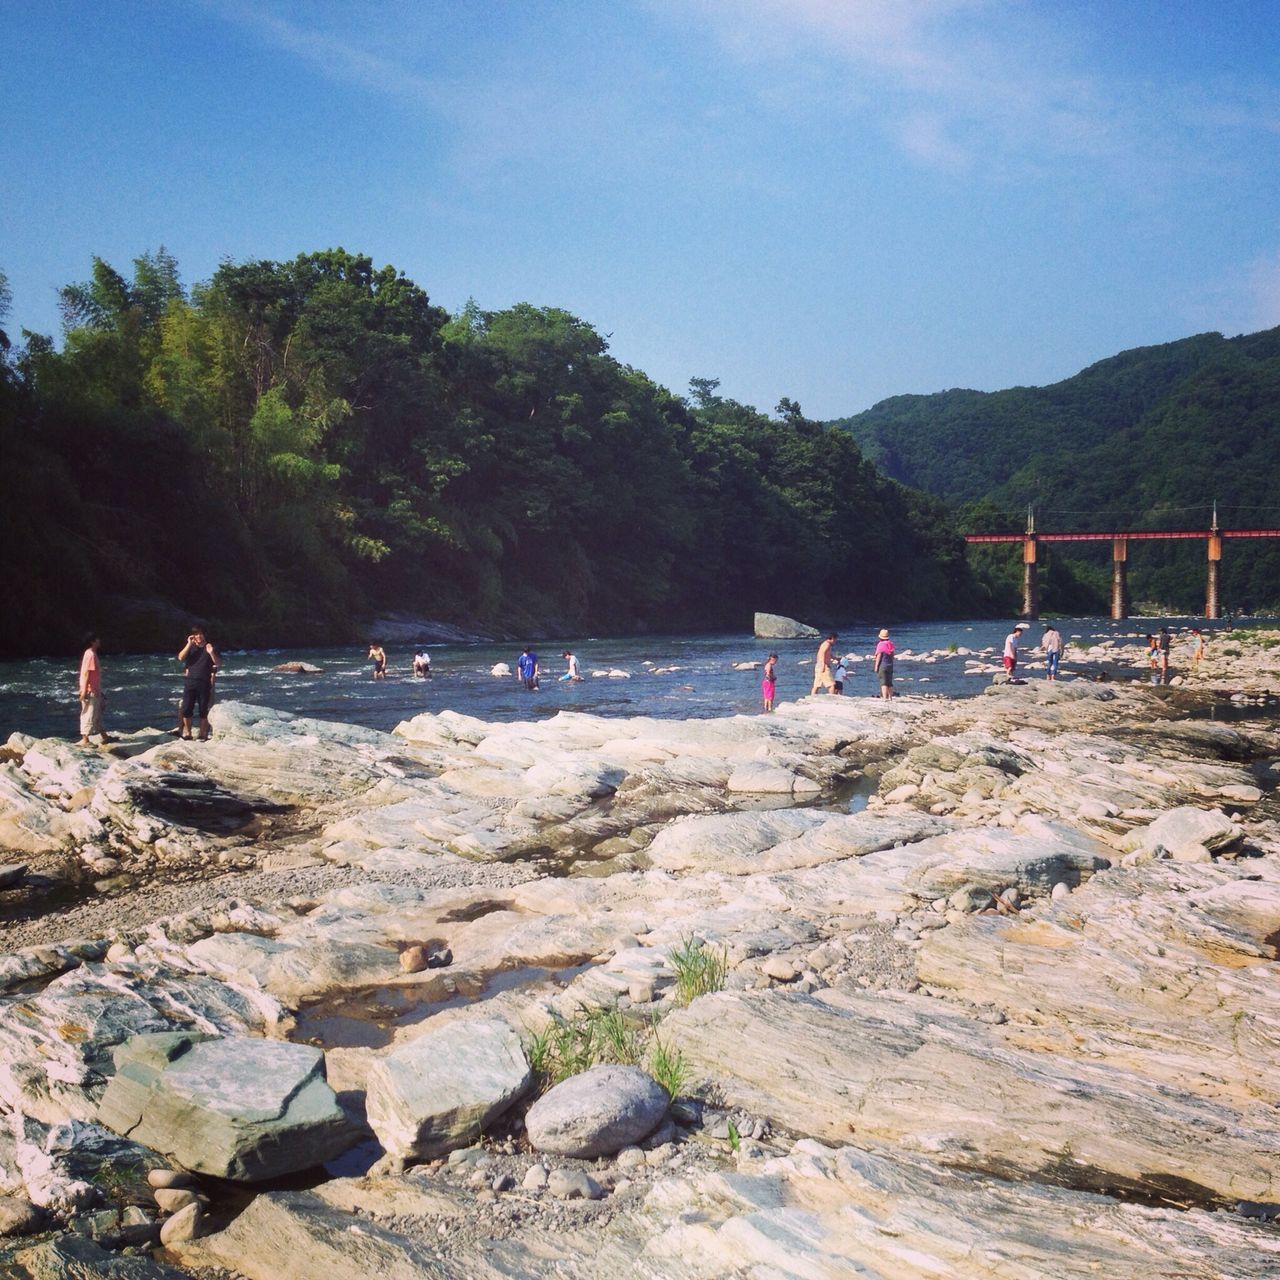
[1145, 633, 1159, 683]
[1002, 623, 1029, 678]
[413, 650, 431, 678]
[368, 643, 387, 680]
[811, 632, 838, 695]
[559, 651, 582, 682]
[1192, 628, 1205, 666]
[761, 653, 778, 712]
[1158, 626, 1171, 684]
[1041, 624, 1063, 681]
[517, 646, 540, 691]
[77, 633, 113, 747]
[873, 628, 895, 701]
[179, 625, 219, 741]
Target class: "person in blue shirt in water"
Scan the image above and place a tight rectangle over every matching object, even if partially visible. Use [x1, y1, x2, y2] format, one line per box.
[517, 647, 540, 691]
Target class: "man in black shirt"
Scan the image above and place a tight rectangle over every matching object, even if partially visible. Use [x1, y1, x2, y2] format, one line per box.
[178, 624, 219, 741]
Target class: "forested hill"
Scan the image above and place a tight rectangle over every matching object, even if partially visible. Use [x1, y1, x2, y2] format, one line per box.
[0, 250, 981, 658]
[834, 326, 1280, 513]
[832, 327, 1280, 613]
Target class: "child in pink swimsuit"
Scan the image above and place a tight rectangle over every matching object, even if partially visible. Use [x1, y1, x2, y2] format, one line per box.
[761, 654, 778, 712]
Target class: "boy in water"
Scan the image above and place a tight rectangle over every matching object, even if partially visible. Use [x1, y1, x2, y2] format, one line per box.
[811, 633, 838, 695]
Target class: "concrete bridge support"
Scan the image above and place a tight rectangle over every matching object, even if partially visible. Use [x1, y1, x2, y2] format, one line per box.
[1021, 537, 1039, 620]
[1206, 534, 1221, 619]
[1111, 538, 1129, 620]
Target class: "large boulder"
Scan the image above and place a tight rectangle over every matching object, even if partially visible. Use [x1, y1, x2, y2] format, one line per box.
[753, 612, 820, 640]
[96, 1033, 354, 1182]
[525, 1065, 669, 1158]
[364, 1018, 531, 1162]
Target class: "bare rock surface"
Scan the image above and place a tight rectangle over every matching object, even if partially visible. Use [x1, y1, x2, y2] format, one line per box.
[3, 641, 1280, 1277]
[661, 988, 1279, 1203]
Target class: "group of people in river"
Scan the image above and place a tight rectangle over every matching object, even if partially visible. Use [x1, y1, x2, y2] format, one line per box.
[71, 620, 1220, 744]
[791, 628, 899, 713]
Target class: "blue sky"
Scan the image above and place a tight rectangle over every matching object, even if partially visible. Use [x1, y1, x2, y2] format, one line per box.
[3, 0, 1279, 417]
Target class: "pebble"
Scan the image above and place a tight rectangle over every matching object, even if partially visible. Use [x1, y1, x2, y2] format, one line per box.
[1051, 881, 1071, 902]
[147, 1169, 198, 1190]
[761, 956, 799, 982]
[547, 1168, 605, 1201]
[399, 945, 429, 973]
[616, 1146, 646, 1169]
[492, 1172, 515, 1193]
[522, 1164, 549, 1191]
[645, 1143, 676, 1166]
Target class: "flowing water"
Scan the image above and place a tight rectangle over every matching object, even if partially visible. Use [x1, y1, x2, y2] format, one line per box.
[0, 617, 1231, 741]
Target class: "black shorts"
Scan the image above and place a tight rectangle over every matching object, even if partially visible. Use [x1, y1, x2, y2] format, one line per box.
[181, 681, 213, 719]
[879, 663, 894, 687]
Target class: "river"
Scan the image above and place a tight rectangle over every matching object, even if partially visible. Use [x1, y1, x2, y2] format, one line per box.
[0, 617, 1217, 741]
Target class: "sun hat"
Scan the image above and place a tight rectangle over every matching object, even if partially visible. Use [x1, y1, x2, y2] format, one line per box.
[878, 628, 890, 639]
[1014, 622, 1030, 630]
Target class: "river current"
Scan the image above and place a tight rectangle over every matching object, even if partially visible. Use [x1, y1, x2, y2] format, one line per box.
[0, 617, 1215, 742]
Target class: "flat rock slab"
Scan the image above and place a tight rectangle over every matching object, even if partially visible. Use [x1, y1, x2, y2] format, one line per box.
[365, 1017, 531, 1161]
[526, 1065, 669, 1158]
[8, 1232, 192, 1278]
[642, 1143, 1280, 1280]
[662, 989, 1279, 1204]
[175, 1187, 454, 1280]
[97, 1032, 354, 1182]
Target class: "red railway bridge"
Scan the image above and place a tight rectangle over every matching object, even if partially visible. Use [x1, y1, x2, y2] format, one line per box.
[965, 512, 1280, 620]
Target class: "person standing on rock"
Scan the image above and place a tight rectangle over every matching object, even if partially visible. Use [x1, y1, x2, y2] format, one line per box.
[1158, 627, 1172, 684]
[811, 633, 838, 695]
[1041, 624, 1063, 681]
[1003, 623, 1028, 678]
[178, 625, 219, 741]
[873, 628, 895, 700]
[1192, 629, 1205, 666]
[761, 653, 778, 712]
[77, 633, 113, 747]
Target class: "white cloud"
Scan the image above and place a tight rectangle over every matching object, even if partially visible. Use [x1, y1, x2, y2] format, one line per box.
[201, 0, 448, 109]
[661, 0, 1280, 180]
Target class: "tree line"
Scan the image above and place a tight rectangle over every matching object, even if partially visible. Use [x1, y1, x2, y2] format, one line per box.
[0, 250, 983, 657]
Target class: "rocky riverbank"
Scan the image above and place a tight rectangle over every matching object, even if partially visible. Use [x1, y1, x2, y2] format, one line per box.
[1, 633, 1279, 1277]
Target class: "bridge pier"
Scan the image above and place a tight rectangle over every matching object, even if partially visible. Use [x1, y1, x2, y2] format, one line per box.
[1111, 538, 1129, 619]
[1206, 534, 1221, 619]
[1021, 537, 1039, 619]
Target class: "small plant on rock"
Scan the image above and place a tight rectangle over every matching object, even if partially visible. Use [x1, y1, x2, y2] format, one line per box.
[647, 1025, 690, 1099]
[667, 935, 728, 1006]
